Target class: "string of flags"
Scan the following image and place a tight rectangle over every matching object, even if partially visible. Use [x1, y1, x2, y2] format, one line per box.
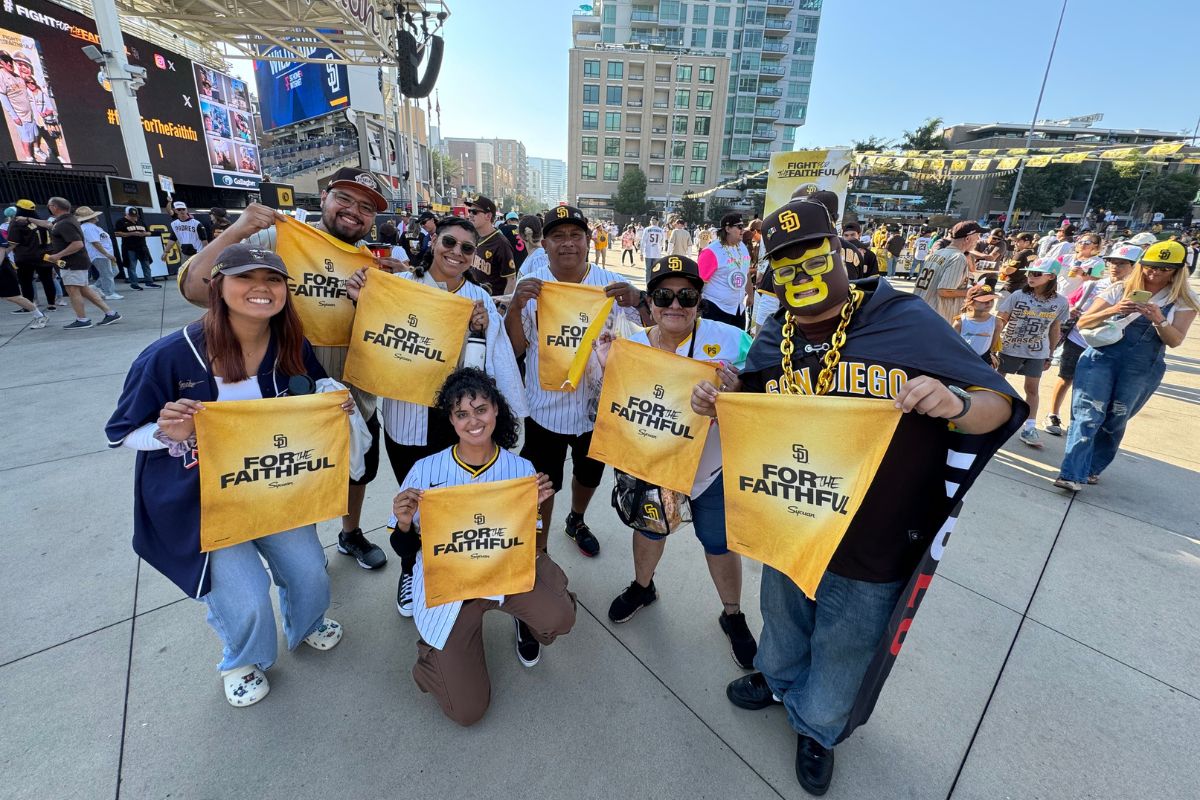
[852, 141, 1196, 178]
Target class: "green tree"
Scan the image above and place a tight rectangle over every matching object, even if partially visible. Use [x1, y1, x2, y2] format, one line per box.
[706, 197, 733, 225]
[1145, 171, 1200, 218]
[677, 192, 704, 227]
[995, 163, 1089, 216]
[917, 180, 958, 214]
[430, 151, 461, 187]
[852, 135, 891, 152]
[900, 117, 944, 151]
[613, 165, 654, 217]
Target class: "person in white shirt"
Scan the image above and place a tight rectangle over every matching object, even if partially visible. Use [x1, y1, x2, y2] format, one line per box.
[639, 217, 665, 281]
[169, 202, 209, 256]
[77, 206, 121, 300]
[698, 213, 752, 328]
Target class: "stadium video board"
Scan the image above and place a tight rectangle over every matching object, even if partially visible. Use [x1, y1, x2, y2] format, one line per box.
[253, 43, 350, 132]
[0, 0, 260, 189]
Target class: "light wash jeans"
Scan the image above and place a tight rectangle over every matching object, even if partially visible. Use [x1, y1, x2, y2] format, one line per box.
[886, 255, 897, 277]
[1058, 314, 1166, 483]
[202, 524, 329, 672]
[756, 566, 904, 748]
[91, 257, 117, 296]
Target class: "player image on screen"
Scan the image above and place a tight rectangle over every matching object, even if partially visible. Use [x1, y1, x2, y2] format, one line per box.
[227, 77, 250, 111]
[231, 110, 253, 142]
[0, 32, 70, 166]
[236, 143, 258, 174]
[200, 100, 230, 139]
[207, 136, 235, 171]
[196, 65, 223, 103]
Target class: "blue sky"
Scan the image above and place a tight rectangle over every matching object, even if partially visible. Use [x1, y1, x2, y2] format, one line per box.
[431, 0, 1199, 162]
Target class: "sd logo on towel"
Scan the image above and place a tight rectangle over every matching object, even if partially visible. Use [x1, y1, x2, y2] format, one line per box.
[196, 391, 350, 552]
[419, 476, 539, 605]
[717, 393, 901, 598]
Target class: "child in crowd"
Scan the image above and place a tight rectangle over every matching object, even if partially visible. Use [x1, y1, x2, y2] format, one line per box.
[952, 288, 999, 367]
[996, 256, 1069, 448]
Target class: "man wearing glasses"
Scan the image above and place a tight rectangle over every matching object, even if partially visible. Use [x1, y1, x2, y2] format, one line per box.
[178, 167, 408, 573]
[464, 195, 516, 297]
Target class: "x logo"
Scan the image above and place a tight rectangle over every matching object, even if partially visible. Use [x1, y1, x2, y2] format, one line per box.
[181, 95, 192, 107]
[167, 60, 176, 71]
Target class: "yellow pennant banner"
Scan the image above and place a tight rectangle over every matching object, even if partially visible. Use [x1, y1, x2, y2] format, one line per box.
[1147, 142, 1184, 157]
[420, 476, 539, 605]
[1057, 151, 1090, 164]
[998, 157, 1021, 170]
[536, 281, 614, 391]
[1026, 155, 1052, 168]
[970, 158, 992, 172]
[343, 276, 473, 406]
[717, 393, 902, 599]
[950, 159, 969, 172]
[275, 213, 378, 347]
[196, 392, 350, 552]
[589, 339, 718, 495]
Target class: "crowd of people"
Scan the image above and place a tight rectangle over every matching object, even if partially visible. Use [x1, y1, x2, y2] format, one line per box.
[78, 166, 1196, 796]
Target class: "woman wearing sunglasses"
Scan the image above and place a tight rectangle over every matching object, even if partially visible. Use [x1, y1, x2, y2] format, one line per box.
[1055, 241, 1198, 491]
[697, 213, 753, 328]
[345, 216, 527, 616]
[601, 255, 758, 669]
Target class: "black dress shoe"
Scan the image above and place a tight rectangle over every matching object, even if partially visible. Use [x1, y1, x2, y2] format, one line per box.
[726, 671, 781, 710]
[795, 734, 834, 796]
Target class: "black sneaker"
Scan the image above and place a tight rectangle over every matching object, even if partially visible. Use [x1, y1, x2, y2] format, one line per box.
[9, 308, 30, 313]
[396, 568, 414, 617]
[795, 735, 835, 796]
[514, 618, 540, 667]
[336, 527, 387, 570]
[565, 512, 600, 557]
[719, 611, 758, 669]
[726, 672, 782, 710]
[607, 579, 658, 623]
[63, 319, 93, 330]
[143, 281, 160, 288]
[129, 284, 144, 291]
[97, 312, 121, 326]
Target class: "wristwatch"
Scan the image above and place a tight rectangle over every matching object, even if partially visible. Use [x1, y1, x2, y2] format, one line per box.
[946, 385, 971, 420]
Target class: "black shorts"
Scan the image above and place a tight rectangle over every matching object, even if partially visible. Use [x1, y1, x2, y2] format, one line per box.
[0, 262, 20, 297]
[519, 416, 605, 492]
[383, 410, 456, 487]
[1058, 338, 1086, 381]
[349, 410, 381, 486]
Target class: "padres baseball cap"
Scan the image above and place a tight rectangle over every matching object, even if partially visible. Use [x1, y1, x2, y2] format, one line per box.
[172, 201, 188, 210]
[760, 199, 837, 259]
[325, 167, 388, 212]
[951, 221, 985, 239]
[1139, 240, 1187, 269]
[210, 243, 289, 278]
[466, 195, 497, 215]
[542, 204, 588, 236]
[647, 254, 704, 292]
[15, 199, 35, 210]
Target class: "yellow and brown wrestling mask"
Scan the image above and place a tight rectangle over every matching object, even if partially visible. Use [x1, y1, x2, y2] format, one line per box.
[761, 199, 849, 317]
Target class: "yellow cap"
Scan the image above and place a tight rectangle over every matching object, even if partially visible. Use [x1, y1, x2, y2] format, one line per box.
[1140, 240, 1186, 268]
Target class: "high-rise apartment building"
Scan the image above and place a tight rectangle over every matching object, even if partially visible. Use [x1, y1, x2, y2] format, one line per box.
[528, 156, 569, 208]
[569, 0, 823, 212]
[444, 137, 527, 201]
[493, 139, 529, 197]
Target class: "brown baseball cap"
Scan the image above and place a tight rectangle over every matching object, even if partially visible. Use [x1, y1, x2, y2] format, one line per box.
[467, 195, 497, 215]
[760, 199, 837, 259]
[325, 167, 388, 212]
[951, 221, 985, 239]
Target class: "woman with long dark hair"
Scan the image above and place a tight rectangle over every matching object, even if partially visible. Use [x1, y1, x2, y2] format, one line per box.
[698, 213, 751, 327]
[346, 216, 527, 618]
[388, 368, 571, 725]
[106, 244, 354, 708]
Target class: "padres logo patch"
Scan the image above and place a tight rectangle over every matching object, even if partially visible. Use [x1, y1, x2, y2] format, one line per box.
[667, 256, 683, 271]
[779, 210, 801, 233]
[703, 343, 721, 357]
[557, 207, 569, 219]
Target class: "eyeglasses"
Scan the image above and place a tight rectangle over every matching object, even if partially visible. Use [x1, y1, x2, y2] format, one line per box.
[328, 189, 376, 217]
[1142, 264, 1179, 274]
[439, 235, 477, 256]
[729, 222, 745, 229]
[650, 287, 701, 308]
[771, 253, 834, 283]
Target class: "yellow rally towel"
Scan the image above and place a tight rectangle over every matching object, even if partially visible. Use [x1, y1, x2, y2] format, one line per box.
[196, 391, 350, 552]
[274, 213, 378, 347]
[589, 338, 718, 494]
[717, 393, 902, 599]
[343, 276, 473, 406]
[536, 281, 614, 391]
[419, 476, 539, 605]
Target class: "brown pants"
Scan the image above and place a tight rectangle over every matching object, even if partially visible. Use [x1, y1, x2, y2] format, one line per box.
[413, 554, 577, 726]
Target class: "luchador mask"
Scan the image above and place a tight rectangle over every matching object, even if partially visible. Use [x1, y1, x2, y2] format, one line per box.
[770, 236, 849, 317]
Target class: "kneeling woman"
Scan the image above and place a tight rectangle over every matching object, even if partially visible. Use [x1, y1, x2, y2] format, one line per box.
[602, 256, 759, 669]
[388, 368, 575, 726]
[106, 245, 352, 707]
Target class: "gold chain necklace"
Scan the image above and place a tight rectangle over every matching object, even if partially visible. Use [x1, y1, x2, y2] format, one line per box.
[779, 287, 864, 395]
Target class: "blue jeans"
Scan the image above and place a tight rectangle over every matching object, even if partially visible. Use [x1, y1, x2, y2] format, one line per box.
[202, 524, 329, 672]
[886, 255, 897, 277]
[91, 257, 116, 296]
[637, 476, 728, 555]
[756, 566, 905, 748]
[1059, 317, 1166, 482]
[125, 251, 154, 286]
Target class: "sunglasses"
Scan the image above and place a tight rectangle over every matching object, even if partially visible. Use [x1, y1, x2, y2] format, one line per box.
[728, 222, 745, 229]
[440, 235, 477, 256]
[650, 287, 701, 308]
[1025, 271, 1047, 277]
[1142, 264, 1180, 273]
[771, 253, 834, 283]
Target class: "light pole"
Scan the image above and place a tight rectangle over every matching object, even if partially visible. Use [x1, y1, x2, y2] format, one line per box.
[1003, 0, 1068, 232]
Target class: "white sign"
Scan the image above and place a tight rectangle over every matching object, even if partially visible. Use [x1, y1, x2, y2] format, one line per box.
[159, 175, 175, 194]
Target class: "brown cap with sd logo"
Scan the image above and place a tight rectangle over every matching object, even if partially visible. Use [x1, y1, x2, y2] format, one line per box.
[760, 199, 838, 259]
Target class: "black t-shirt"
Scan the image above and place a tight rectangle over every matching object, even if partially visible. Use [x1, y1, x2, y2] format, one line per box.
[8, 216, 47, 263]
[50, 215, 92, 270]
[499, 222, 527, 269]
[114, 217, 152, 255]
[739, 311, 955, 583]
[468, 229, 517, 296]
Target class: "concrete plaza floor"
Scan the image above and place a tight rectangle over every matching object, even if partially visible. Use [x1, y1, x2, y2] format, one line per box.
[1, 275, 1197, 800]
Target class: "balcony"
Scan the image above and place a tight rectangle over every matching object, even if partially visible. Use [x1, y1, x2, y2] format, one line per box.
[762, 41, 788, 56]
[764, 19, 792, 33]
[757, 85, 783, 97]
[652, 101, 669, 108]
[631, 10, 656, 21]
[654, 75, 671, 82]
[625, 126, 642, 133]
[751, 129, 778, 141]
[624, 152, 641, 159]
[750, 149, 773, 159]
[627, 100, 643, 107]
[768, 0, 793, 6]
[629, 73, 645, 81]
[649, 153, 665, 160]
[759, 64, 785, 76]
[651, 127, 668, 134]
[754, 107, 780, 119]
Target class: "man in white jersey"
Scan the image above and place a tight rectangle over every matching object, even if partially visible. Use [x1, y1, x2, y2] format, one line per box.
[505, 205, 649, 557]
[177, 167, 408, 573]
[168, 202, 209, 257]
[639, 217, 665, 282]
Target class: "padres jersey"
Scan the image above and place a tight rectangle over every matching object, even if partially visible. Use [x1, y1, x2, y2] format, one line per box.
[389, 446, 535, 650]
[520, 263, 640, 435]
[381, 272, 501, 445]
[468, 229, 516, 296]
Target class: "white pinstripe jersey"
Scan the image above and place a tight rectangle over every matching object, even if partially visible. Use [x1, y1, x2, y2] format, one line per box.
[519, 263, 639, 435]
[380, 272, 500, 445]
[388, 445, 535, 650]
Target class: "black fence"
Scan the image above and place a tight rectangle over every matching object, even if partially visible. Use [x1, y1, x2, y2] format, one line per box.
[1, 161, 119, 210]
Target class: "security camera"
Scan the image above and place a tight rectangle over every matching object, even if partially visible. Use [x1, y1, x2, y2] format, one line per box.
[82, 44, 105, 64]
[125, 64, 147, 79]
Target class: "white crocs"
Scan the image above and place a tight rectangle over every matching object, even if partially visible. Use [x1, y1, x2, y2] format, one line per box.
[222, 666, 269, 707]
[302, 618, 343, 651]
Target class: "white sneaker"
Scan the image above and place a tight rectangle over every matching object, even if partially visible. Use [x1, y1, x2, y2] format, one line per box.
[1019, 427, 1043, 448]
[222, 666, 269, 707]
[104, 293, 124, 300]
[1054, 477, 1083, 492]
[29, 314, 47, 329]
